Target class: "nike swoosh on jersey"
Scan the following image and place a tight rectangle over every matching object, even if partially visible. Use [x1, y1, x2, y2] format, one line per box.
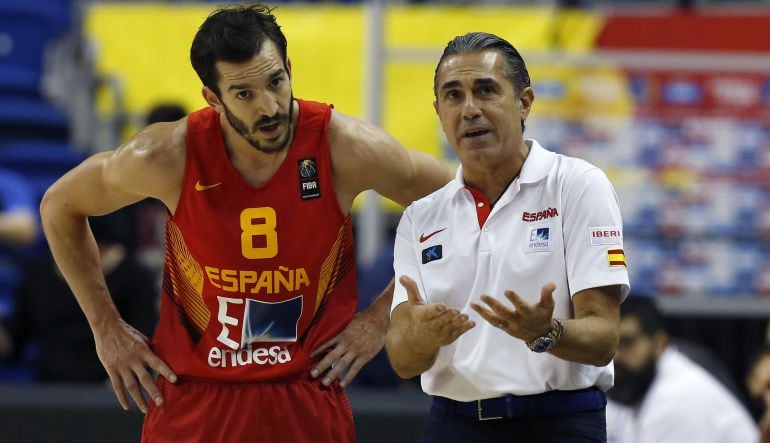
[419, 228, 446, 243]
[195, 180, 222, 191]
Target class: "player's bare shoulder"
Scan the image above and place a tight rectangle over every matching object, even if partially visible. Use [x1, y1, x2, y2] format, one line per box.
[104, 118, 187, 207]
[327, 109, 391, 158]
[326, 110, 396, 210]
[327, 110, 403, 179]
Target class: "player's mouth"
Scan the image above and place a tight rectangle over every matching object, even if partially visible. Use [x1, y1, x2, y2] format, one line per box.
[258, 121, 283, 138]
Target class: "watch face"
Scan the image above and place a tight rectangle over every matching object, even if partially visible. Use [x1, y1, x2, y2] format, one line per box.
[533, 337, 555, 353]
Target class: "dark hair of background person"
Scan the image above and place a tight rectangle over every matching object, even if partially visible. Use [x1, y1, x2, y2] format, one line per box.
[190, 3, 288, 97]
[620, 296, 666, 336]
[146, 104, 187, 126]
[432, 31, 530, 99]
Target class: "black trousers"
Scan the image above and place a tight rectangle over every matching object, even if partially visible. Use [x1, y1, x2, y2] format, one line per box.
[420, 406, 607, 443]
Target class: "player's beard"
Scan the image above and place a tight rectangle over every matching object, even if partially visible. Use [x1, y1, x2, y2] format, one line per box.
[223, 96, 294, 154]
[748, 393, 767, 421]
[608, 357, 657, 407]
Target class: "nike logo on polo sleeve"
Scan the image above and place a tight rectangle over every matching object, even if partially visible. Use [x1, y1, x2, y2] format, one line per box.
[419, 228, 446, 243]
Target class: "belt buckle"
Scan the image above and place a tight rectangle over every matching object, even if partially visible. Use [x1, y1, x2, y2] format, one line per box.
[477, 399, 504, 421]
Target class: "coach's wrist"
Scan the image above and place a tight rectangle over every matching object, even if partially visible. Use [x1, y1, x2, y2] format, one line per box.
[526, 319, 564, 353]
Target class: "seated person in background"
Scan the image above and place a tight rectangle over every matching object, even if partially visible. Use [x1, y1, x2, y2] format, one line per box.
[0, 168, 39, 322]
[0, 168, 38, 248]
[0, 210, 157, 382]
[606, 296, 758, 443]
[145, 103, 187, 127]
[746, 346, 770, 443]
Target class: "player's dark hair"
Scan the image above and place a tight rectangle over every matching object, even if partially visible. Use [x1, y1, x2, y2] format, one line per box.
[621, 296, 666, 336]
[190, 3, 288, 97]
[433, 32, 530, 98]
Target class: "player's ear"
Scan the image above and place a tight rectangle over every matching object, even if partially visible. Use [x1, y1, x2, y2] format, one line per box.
[202, 87, 223, 113]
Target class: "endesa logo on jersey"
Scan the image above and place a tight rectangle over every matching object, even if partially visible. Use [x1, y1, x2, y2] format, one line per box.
[590, 227, 623, 246]
[208, 295, 302, 368]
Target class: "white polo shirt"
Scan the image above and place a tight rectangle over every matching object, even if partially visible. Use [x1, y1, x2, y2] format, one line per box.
[392, 139, 630, 402]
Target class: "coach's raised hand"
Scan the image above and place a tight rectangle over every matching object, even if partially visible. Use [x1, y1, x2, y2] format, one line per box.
[386, 276, 475, 379]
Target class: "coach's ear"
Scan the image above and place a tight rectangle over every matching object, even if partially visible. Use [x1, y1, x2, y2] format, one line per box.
[286, 58, 292, 80]
[202, 87, 224, 113]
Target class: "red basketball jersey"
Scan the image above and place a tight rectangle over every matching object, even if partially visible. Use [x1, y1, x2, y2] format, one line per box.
[152, 100, 357, 381]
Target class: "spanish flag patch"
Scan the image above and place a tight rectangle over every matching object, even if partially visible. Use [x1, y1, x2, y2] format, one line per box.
[607, 249, 627, 268]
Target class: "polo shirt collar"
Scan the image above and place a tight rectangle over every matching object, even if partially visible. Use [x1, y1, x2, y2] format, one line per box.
[449, 138, 554, 196]
[519, 139, 554, 184]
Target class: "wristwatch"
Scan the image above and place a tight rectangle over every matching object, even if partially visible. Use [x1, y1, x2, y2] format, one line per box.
[526, 319, 564, 353]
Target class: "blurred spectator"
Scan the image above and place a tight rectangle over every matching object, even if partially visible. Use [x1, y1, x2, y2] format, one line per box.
[766, 321, 770, 345]
[0, 169, 38, 248]
[144, 103, 186, 127]
[0, 210, 157, 382]
[0, 168, 39, 322]
[606, 296, 758, 443]
[747, 346, 770, 443]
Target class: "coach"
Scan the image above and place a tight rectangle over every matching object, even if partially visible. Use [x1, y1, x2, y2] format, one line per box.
[386, 32, 630, 442]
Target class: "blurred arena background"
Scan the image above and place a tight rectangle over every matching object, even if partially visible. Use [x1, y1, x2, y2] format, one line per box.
[0, 0, 769, 442]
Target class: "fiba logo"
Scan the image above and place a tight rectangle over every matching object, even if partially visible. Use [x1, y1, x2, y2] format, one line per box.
[298, 158, 317, 179]
[298, 158, 321, 200]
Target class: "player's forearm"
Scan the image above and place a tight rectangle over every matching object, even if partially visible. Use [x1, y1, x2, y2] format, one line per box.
[364, 278, 395, 329]
[40, 195, 122, 334]
[549, 316, 617, 366]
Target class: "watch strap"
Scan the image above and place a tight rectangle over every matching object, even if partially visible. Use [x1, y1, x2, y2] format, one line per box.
[526, 318, 564, 352]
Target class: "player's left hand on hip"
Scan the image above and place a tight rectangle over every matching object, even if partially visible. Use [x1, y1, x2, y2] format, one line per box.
[470, 282, 556, 342]
[309, 308, 387, 387]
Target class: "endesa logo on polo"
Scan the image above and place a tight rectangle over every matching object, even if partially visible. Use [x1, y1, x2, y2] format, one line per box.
[525, 224, 553, 253]
[590, 227, 623, 246]
[522, 207, 559, 222]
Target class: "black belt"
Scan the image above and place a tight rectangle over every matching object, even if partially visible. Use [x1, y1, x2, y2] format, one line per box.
[432, 387, 606, 421]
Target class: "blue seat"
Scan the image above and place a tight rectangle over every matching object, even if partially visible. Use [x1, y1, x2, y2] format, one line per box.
[0, 1, 70, 96]
[0, 98, 69, 142]
[0, 141, 85, 199]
